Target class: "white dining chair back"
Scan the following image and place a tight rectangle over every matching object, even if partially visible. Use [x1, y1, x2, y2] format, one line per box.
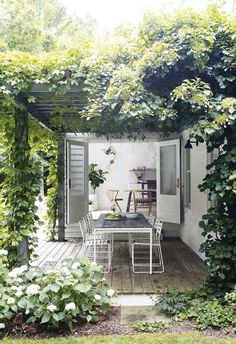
[154, 220, 163, 242]
[131, 217, 165, 274]
[148, 212, 157, 226]
[78, 215, 112, 273]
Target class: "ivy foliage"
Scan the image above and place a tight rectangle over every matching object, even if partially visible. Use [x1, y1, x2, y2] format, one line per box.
[0, 115, 58, 265]
[0, 5, 235, 291]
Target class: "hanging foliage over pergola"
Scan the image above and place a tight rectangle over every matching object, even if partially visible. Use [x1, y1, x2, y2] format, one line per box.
[0, 5, 235, 292]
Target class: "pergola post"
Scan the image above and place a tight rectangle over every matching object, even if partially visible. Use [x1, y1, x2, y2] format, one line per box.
[57, 135, 66, 241]
[14, 94, 29, 263]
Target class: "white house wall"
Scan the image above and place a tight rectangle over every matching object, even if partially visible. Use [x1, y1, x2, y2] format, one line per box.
[89, 141, 157, 210]
[180, 131, 208, 259]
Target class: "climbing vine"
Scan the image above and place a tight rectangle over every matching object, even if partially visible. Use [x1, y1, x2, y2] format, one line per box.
[0, 5, 235, 292]
[172, 79, 236, 293]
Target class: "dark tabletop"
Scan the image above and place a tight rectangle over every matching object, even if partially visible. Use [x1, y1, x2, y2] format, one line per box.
[94, 213, 151, 228]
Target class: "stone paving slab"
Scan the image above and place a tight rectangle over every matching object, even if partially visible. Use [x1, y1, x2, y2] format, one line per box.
[120, 305, 171, 325]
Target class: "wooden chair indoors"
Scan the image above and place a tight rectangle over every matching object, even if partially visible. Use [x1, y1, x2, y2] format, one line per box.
[106, 189, 123, 212]
[133, 190, 152, 215]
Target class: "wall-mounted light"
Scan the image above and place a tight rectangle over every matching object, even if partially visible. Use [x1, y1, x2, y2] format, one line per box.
[184, 139, 199, 149]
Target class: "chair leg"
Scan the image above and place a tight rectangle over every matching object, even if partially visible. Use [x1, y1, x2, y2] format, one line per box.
[115, 200, 122, 212]
[148, 200, 152, 215]
[158, 245, 165, 273]
[132, 242, 164, 274]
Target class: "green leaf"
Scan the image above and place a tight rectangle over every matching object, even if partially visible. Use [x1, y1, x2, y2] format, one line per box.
[52, 313, 59, 322]
[17, 298, 27, 309]
[87, 315, 92, 322]
[49, 284, 60, 292]
[41, 312, 51, 324]
[75, 283, 92, 293]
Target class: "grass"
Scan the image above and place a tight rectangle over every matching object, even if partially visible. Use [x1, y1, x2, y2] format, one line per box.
[1, 334, 236, 344]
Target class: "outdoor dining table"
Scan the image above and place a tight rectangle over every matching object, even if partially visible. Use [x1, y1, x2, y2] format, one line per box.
[94, 213, 153, 274]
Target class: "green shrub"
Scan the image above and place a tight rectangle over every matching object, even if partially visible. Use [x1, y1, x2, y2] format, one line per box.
[0, 252, 115, 330]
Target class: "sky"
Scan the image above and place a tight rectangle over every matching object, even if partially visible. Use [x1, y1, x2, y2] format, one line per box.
[60, 0, 234, 33]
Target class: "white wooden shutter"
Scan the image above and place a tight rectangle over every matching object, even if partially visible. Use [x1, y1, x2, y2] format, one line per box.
[67, 141, 88, 224]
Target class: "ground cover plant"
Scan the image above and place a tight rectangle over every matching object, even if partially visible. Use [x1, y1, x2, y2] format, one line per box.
[133, 321, 169, 332]
[156, 287, 236, 331]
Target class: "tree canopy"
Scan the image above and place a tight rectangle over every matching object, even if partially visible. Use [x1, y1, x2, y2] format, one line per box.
[0, 0, 96, 53]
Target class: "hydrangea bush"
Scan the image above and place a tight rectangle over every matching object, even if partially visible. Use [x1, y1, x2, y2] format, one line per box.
[0, 251, 115, 330]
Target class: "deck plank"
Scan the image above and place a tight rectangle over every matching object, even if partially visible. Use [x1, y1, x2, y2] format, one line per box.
[35, 238, 206, 294]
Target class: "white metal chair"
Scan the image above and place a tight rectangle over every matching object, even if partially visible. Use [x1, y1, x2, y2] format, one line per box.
[78, 215, 112, 273]
[131, 219, 164, 274]
[128, 212, 157, 255]
[83, 213, 114, 252]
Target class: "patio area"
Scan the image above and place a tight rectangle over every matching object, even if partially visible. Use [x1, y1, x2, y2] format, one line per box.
[35, 238, 206, 294]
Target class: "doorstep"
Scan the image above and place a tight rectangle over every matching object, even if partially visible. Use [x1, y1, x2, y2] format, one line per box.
[111, 294, 171, 325]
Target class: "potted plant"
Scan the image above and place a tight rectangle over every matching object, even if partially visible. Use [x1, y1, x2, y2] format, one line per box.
[103, 145, 116, 164]
[88, 163, 108, 210]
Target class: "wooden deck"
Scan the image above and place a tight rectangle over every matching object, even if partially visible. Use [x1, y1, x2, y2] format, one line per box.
[35, 238, 206, 294]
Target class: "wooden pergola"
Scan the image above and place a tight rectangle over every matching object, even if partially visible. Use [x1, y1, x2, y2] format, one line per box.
[14, 84, 86, 259]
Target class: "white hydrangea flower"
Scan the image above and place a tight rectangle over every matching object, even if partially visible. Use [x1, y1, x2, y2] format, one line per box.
[26, 284, 40, 296]
[47, 304, 57, 312]
[7, 297, 15, 305]
[0, 249, 8, 256]
[11, 286, 18, 291]
[94, 294, 101, 301]
[107, 289, 115, 297]
[15, 289, 23, 298]
[8, 265, 27, 278]
[71, 262, 81, 269]
[0, 323, 5, 330]
[65, 302, 76, 311]
[18, 265, 28, 274]
[15, 277, 23, 283]
[61, 267, 70, 275]
[8, 269, 18, 278]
